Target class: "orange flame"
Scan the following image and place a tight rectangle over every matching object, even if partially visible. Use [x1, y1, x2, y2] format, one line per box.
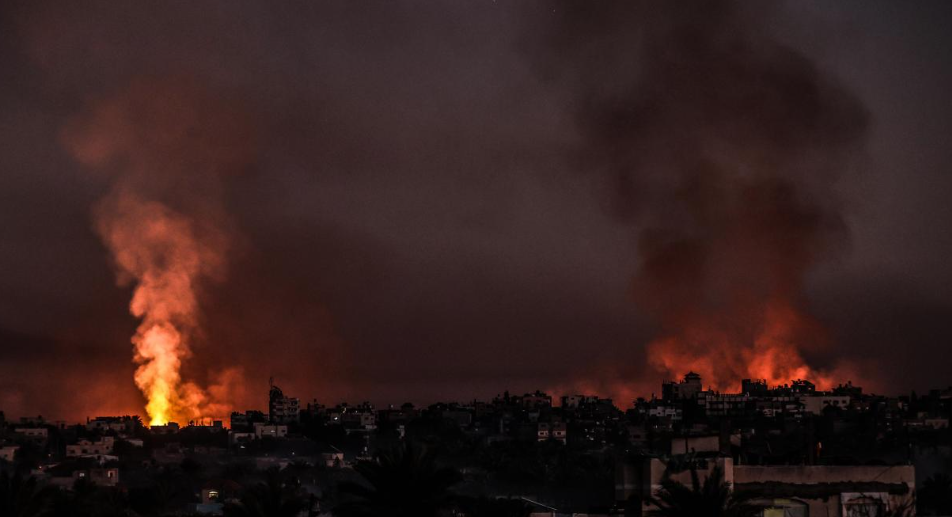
[134, 324, 182, 425]
[648, 298, 834, 392]
[96, 191, 226, 425]
[61, 78, 253, 426]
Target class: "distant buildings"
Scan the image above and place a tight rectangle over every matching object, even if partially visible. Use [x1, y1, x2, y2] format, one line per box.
[252, 422, 288, 439]
[268, 381, 300, 424]
[66, 437, 115, 457]
[662, 371, 703, 400]
[333, 402, 377, 434]
[617, 456, 915, 516]
[229, 410, 266, 430]
[14, 427, 48, 444]
[48, 466, 120, 488]
[531, 421, 567, 444]
[521, 390, 553, 409]
[655, 372, 860, 417]
[224, 380, 300, 445]
[149, 422, 180, 434]
[0, 373, 949, 516]
[85, 416, 138, 433]
[800, 394, 851, 415]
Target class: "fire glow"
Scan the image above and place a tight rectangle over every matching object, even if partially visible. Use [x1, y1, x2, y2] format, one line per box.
[632, 176, 851, 394]
[96, 193, 224, 425]
[549, 3, 870, 397]
[648, 299, 834, 393]
[62, 79, 252, 426]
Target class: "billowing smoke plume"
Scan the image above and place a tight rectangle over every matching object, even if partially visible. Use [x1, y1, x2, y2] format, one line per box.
[62, 77, 254, 424]
[533, 2, 868, 390]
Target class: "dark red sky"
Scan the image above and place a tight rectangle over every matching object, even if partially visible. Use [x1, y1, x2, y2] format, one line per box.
[1, 1, 951, 422]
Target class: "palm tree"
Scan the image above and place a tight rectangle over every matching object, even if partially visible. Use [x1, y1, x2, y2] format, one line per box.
[845, 495, 915, 517]
[884, 496, 915, 517]
[332, 442, 462, 517]
[0, 469, 55, 517]
[224, 470, 310, 517]
[920, 473, 952, 515]
[648, 466, 758, 517]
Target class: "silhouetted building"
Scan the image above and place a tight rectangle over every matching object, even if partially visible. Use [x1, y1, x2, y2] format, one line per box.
[268, 381, 300, 424]
[791, 379, 817, 394]
[66, 437, 115, 457]
[742, 379, 769, 396]
[522, 390, 552, 409]
[662, 372, 703, 401]
[230, 410, 265, 431]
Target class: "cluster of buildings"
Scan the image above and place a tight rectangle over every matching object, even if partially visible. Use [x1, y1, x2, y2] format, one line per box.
[619, 373, 950, 516]
[0, 375, 949, 516]
[0, 414, 138, 489]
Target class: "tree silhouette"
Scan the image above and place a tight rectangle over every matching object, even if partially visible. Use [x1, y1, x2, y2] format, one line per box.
[884, 496, 915, 517]
[846, 495, 915, 517]
[332, 442, 461, 517]
[920, 473, 952, 515]
[47, 477, 134, 517]
[224, 470, 310, 517]
[648, 466, 758, 517]
[0, 470, 55, 517]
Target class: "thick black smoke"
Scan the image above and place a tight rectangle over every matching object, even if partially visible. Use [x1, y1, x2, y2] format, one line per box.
[2, 2, 952, 421]
[526, 1, 869, 389]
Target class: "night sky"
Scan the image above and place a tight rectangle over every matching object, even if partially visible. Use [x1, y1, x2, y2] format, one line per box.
[1, 1, 952, 422]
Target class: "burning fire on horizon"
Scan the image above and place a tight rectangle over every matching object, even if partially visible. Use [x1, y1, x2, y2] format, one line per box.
[540, 2, 869, 396]
[50, 4, 875, 421]
[61, 78, 254, 426]
[93, 193, 224, 425]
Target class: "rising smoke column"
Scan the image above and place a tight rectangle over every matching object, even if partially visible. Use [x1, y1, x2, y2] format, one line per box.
[532, 2, 868, 390]
[62, 78, 254, 425]
[93, 192, 225, 425]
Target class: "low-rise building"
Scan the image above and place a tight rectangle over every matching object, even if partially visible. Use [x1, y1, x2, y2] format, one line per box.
[561, 395, 583, 409]
[253, 422, 288, 439]
[14, 427, 48, 444]
[50, 467, 120, 489]
[799, 395, 851, 415]
[522, 391, 553, 409]
[698, 393, 750, 416]
[536, 422, 551, 441]
[228, 431, 255, 447]
[150, 422, 180, 434]
[230, 410, 267, 431]
[85, 416, 135, 433]
[66, 437, 115, 457]
[617, 456, 915, 517]
[0, 445, 19, 462]
[647, 406, 682, 421]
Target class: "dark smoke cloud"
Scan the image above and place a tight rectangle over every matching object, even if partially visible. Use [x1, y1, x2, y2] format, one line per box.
[524, 1, 869, 391]
[1, 1, 952, 420]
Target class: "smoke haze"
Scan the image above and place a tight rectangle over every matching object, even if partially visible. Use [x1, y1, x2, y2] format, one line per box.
[61, 78, 255, 423]
[1, 1, 951, 420]
[529, 2, 868, 392]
